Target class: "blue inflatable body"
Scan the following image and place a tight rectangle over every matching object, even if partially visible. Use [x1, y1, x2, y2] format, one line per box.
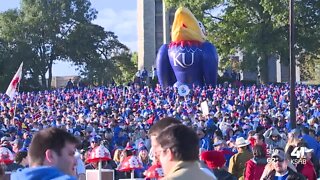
[156, 7, 219, 88]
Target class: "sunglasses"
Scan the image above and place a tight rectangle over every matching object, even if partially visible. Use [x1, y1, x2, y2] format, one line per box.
[272, 157, 284, 163]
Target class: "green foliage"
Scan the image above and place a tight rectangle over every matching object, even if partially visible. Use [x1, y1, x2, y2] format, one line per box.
[0, 0, 136, 91]
[67, 25, 136, 85]
[165, 0, 320, 83]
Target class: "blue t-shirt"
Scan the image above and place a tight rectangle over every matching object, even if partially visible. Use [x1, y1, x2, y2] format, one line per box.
[11, 166, 76, 180]
[274, 171, 289, 180]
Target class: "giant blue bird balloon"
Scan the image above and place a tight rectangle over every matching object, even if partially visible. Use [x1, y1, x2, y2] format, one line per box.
[156, 7, 218, 88]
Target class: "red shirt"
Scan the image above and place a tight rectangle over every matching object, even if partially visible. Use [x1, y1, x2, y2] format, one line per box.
[301, 160, 316, 180]
[244, 159, 266, 180]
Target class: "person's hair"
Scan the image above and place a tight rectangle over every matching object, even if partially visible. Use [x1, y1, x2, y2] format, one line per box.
[113, 149, 122, 163]
[255, 126, 265, 134]
[15, 151, 28, 164]
[301, 127, 309, 135]
[296, 140, 308, 148]
[214, 129, 223, 138]
[285, 133, 301, 152]
[252, 145, 266, 158]
[285, 145, 295, 160]
[156, 124, 199, 161]
[148, 117, 181, 136]
[138, 149, 149, 164]
[13, 140, 23, 150]
[28, 127, 79, 166]
[309, 129, 316, 136]
[121, 149, 133, 159]
[255, 133, 265, 142]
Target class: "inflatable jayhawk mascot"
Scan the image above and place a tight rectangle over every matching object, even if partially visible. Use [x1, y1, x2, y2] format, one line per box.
[156, 7, 218, 88]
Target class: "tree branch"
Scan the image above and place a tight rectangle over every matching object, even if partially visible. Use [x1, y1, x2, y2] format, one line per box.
[204, 12, 224, 21]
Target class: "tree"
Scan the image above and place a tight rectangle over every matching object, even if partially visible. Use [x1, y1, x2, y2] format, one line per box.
[0, 0, 98, 89]
[0, 0, 137, 90]
[165, 0, 320, 83]
[67, 23, 136, 85]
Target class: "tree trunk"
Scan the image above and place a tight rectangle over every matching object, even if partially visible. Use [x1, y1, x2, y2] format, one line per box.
[48, 59, 53, 89]
[258, 54, 269, 84]
[98, 74, 102, 86]
[41, 74, 47, 89]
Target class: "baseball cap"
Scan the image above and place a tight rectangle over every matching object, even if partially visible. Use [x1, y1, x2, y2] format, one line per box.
[11, 139, 21, 146]
[271, 149, 286, 160]
[90, 136, 100, 143]
[213, 140, 225, 146]
[1, 136, 10, 143]
[305, 147, 314, 153]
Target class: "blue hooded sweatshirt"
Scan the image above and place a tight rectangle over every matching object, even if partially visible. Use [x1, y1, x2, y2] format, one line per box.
[11, 166, 76, 180]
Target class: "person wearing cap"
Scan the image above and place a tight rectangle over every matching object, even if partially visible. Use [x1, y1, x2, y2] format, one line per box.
[228, 137, 253, 180]
[1, 136, 10, 144]
[262, 148, 305, 180]
[213, 140, 234, 168]
[136, 145, 151, 178]
[89, 136, 100, 151]
[201, 150, 236, 180]
[293, 142, 317, 180]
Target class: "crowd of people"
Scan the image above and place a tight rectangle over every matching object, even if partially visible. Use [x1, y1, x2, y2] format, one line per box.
[0, 82, 319, 179]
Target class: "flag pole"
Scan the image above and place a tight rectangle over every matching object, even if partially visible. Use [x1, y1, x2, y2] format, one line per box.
[12, 81, 21, 120]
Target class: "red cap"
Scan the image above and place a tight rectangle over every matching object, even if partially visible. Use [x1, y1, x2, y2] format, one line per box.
[201, 150, 226, 169]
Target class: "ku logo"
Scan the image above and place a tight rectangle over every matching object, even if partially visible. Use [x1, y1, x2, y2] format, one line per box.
[173, 52, 195, 68]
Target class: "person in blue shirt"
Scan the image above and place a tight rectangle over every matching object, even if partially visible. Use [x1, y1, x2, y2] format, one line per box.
[11, 128, 78, 180]
[262, 148, 305, 180]
[197, 128, 212, 151]
[301, 127, 320, 159]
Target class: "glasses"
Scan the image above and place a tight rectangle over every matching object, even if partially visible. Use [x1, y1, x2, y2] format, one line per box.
[272, 157, 284, 163]
[153, 148, 168, 157]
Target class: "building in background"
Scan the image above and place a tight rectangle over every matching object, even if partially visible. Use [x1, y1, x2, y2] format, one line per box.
[230, 52, 301, 83]
[51, 76, 80, 89]
[137, 0, 174, 72]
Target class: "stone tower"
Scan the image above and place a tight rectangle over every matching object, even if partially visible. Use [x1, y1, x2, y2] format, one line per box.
[137, 0, 174, 72]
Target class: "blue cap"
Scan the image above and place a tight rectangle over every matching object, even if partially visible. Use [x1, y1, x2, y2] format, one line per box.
[90, 136, 100, 143]
[8, 127, 17, 133]
[23, 138, 31, 147]
[19, 147, 28, 152]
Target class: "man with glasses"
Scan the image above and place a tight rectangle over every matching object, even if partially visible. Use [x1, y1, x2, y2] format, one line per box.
[263, 149, 305, 180]
[154, 124, 213, 180]
[148, 117, 182, 163]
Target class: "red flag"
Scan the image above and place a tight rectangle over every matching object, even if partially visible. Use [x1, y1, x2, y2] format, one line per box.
[5, 62, 23, 99]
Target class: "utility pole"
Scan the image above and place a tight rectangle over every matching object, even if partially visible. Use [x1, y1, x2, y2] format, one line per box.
[289, 0, 296, 129]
